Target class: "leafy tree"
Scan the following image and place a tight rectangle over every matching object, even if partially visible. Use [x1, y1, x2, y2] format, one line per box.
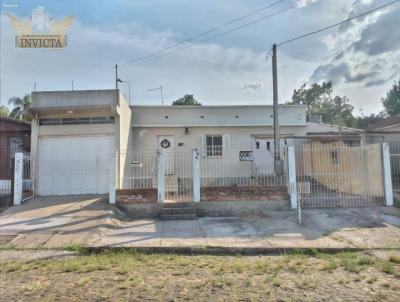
[287, 81, 356, 127]
[8, 94, 31, 121]
[172, 94, 201, 106]
[0, 105, 9, 117]
[290, 82, 332, 121]
[382, 80, 400, 116]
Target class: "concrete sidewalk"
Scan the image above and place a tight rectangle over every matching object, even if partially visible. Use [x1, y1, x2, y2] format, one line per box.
[1, 196, 400, 251]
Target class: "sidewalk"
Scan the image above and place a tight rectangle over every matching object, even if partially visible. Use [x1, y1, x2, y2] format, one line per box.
[1, 196, 399, 252]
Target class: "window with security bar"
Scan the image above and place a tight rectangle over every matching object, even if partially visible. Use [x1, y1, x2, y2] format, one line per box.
[206, 135, 223, 157]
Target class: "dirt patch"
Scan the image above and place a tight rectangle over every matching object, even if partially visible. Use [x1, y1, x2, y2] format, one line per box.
[0, 250, 399, 301]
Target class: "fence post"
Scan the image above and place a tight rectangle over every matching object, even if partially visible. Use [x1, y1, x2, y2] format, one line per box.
[193, 149, 200, 203]
[157, 149, 165, 203]
[13, 153, 23, 206]
[109, 151, 117, 204]
[382, 143, 393, 206]
[288, 145, 298, 210]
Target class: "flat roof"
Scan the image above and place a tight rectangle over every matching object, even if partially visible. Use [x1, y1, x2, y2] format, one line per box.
[32, 89, 117, 94]
[130, 104, 305, 109]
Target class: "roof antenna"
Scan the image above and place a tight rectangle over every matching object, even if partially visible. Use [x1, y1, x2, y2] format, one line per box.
[148, 85, 164, 105]
[33, 82, 36, 91]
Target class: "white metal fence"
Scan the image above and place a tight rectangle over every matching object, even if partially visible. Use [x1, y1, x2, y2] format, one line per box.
[118, 151, 157, 190]
[388, 141, 400, 194]
[295, 142, 386, 208]
[200, 146, 288, 188]
[117, 141, 395, 208]
[118, 151, 194, 202]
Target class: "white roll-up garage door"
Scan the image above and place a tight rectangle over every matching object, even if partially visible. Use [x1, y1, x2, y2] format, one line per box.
[38, 136, 113, 195]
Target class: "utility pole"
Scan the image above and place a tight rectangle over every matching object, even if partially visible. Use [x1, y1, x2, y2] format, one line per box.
[272, 43, 282, 175]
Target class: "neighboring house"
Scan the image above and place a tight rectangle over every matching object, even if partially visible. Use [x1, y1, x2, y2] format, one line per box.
[365, 114, 400, 142]
[30, 89, 357, 198]
[0, 117, 31, 183]
[365, 115, 400, 194]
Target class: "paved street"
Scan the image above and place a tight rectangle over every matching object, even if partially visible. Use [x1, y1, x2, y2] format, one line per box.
[1, 196, 400, 251]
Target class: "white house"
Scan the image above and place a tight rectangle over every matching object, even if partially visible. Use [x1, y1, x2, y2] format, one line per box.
[30, 89, 358, 206]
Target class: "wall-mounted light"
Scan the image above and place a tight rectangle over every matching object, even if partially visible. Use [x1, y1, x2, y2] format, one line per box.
[185, 127, 189, 135]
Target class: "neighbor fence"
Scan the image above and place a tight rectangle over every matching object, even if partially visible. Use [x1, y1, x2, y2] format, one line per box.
[0, 152, 34, 206]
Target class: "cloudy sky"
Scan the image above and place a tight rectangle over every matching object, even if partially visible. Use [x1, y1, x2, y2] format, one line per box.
[1, 0, 399, 115]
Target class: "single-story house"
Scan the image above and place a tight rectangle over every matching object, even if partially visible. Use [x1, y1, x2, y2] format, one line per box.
[29, 89, 360, 205]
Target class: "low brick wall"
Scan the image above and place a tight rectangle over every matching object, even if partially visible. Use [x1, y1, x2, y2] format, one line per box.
[200, 186, 289, 202]
[117, 188, 157, 204]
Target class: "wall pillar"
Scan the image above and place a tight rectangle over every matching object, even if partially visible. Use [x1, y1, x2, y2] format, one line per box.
[288, 145, 298, 210]
[193, 149, 200, 203]
[382, 143, 393, 206]
[109, 151, 117, 204]
[157, 149, 165, 203]
[13, 153, 23, 206]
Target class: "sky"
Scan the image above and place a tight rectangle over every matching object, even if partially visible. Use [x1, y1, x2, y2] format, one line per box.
[0, 0, 399, 115]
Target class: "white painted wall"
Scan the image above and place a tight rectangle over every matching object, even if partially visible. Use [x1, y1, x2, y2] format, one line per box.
[132, 125, 309, 152]
[132, 105, 307, 127]
[31, 90, 117, 109]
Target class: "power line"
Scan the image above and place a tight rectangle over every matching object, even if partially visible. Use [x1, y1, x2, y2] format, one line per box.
[277, 0, 400, 47]
[119, 0, 291, 67]
[121, 4, 296, 66]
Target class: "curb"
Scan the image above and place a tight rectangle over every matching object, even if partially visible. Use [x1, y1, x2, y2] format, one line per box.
[84, 246, 366, 256]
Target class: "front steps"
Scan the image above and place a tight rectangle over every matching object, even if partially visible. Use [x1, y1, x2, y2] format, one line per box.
[161, 202, 197, 220]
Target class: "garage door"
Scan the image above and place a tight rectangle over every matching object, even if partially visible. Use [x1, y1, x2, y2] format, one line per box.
[38, 136, 113, 195]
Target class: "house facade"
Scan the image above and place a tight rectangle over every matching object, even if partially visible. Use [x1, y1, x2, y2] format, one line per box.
[30, 89, 357, 202]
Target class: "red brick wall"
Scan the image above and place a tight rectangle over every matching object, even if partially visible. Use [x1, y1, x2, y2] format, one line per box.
[200, 186, 289, 202]
[117, 188, 157, 204]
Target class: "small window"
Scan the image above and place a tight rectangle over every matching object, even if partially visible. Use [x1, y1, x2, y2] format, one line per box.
[256, 141, 260, 149]
[206, 135, 223, 157]
[266, 141, 271, 151]
[39, 117, 114, 126]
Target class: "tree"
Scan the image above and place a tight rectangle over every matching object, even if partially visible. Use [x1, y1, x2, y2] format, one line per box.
[290, 82, 332, 121]
[382, 80, 400, 116]
[0, 105, 9, 117]
[172, 94, 201, 106]
[287, 81, 356, 127]
[8, 94, 31, 121]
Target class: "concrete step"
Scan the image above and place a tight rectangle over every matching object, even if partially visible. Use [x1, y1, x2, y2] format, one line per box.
[162, 202, 195, 209]
[161, 214, 197, 220]
[161, 207, 196, 215]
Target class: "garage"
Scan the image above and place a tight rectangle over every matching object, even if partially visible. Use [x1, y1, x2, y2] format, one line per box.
[38, 136, 113, 195]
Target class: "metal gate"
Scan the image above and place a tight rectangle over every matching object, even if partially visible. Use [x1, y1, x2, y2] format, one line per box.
[164, 152, 193, 202]
[389, 141, 400, 194]
[295, 143, 385, 208]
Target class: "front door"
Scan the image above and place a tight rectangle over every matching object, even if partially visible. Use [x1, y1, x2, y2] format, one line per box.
[157, 135, 174, 175]
[253, 138, 274, 175]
